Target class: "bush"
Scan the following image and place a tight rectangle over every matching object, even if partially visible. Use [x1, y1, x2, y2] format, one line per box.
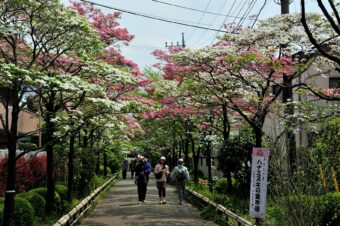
[108, 158, 120, 174]
[320, 193, 340, 226]
[190, 169, 205, 178]
[17, 192, 45, 218]
[13, 197, 35, 226]
[55, 184, 67, 201]
[214, 178, 228, 194]
[0, 156, 47, 194]
[99, 165, 111, 176]
[0, 198, 4, 226]
[29, 187, 61, 212]
[214, 178, 239, 194]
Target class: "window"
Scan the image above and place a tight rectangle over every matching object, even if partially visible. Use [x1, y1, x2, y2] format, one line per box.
[329, 77, 340, 89]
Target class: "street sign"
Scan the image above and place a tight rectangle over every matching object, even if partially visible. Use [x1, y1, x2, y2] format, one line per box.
[249, 148, 269, 219]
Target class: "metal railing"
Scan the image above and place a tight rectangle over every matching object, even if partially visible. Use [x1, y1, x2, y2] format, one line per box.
[186, 187, 255, 226]
[54, 174, 116, 226]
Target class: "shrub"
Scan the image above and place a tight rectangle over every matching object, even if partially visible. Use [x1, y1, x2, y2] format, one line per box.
[29, 187, 61, 212]
[0, 198, 4, 226]
[214, 178, 239, 194]
[200, 205, 224, 225]
[108, 157, 120, 174]
[319, 192, 340, 226]
[214, 178, 228, 194]
[0, 156, 47, 194]
[55, 184, 68, 201]
[27, 192, 45, 217]
[99, 165, 111, 176]
[13, 197, 35, 226]
[190, 169, 205, 178]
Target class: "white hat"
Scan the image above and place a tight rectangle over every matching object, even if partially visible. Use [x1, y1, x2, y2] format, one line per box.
[178, 158, 184, 163]
[160, 156, 166, 161]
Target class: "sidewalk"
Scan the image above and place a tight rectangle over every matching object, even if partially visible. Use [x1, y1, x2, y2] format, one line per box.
[81, 173, 217, 226]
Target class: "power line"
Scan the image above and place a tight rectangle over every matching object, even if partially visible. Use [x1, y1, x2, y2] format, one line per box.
[186, 0, 212, 42]
[191, 0, 230, 48]
[150, 0, 256, 20]
[78, 0, 234, 33]
[236, 0, 258, 29]
[210, 0, 239, 44]
[251, 0, 268, 28]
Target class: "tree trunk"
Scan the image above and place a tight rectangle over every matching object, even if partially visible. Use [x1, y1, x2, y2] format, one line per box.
[184, 137, 189, 167]
[222, 103, 232, 192]
[103, 149, 107, 176]
[172, 141, 176, 171]
[193, 146, 200, 183]
[254, 127, 263, 148]
[206, 142, 213, 193]
[222, 103, 230, 141]
[83, 129, 88, 147]
[3, 98, 19, 226]
[67, 133, 76, 201]
[190, 136, 199, 183]
[45, 111, 55, 213]
[226, 167, 233, 193]
[96, 152, 100, 176]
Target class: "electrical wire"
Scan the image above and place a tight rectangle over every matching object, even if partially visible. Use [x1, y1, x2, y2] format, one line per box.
[210, 0, 258, 44]
[210, 0, 240, 44]
[250, 0, 268, 28]
[190, 0, 230, 48]
[236, 0, 257, 29]
[78, 0, 233, 33]
[150, 0, 256, 20]
[186, 0, 213, 42]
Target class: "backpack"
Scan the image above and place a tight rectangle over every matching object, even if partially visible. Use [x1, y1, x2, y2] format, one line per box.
[175, 167, 186, 181]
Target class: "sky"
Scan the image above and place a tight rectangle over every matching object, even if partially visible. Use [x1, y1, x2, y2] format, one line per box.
[61, 0, 323, 69]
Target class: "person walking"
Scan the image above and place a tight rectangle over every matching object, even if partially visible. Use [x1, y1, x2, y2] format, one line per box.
[121, 159, 128, 179]
[154, 156, 169, 204]
[134, 155, 147, 204]
[143, 157, 152, 202]
[170, 158, 190, 205]
[129, 158, 136, 179]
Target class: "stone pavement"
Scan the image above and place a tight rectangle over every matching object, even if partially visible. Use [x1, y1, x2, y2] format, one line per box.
[81, 173, 217, 226]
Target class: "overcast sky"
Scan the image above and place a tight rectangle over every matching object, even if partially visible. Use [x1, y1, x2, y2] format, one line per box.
[61, 0, 323, 69]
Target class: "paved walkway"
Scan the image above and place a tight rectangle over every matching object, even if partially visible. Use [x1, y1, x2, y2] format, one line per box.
[81, 173, 217, 226]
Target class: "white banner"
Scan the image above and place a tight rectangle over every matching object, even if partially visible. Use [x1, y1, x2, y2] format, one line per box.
[249, 148, 269, 219]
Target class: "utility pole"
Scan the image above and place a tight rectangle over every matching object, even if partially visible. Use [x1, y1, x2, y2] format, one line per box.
[281, 0, 290, 14]
[279, 0, 296, 174]
[165, 32, 186, 48]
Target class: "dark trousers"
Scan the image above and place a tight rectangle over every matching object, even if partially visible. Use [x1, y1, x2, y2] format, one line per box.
[177, 181, 186, 202]
[137, 177, 147, 201]
[158, 187, 166, 198]
[157, 182, 166, 197]
[122, 170, 127, 179]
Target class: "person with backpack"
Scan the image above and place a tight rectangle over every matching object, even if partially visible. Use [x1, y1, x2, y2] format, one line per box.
[134, 155, 147, 204]
[170, 158, 190, 205]
[129, 158, 136, 179]
[154, 156, 169, 204]
[143, 157, 152, 202]
[121, 159, 128, 179]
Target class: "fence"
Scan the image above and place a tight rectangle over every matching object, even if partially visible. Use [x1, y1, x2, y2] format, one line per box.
[186, 187, 255, 226]
[54, 174, 116, 226]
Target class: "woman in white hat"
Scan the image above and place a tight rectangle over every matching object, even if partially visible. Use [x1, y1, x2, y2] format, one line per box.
[154, 156, 169, 204]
